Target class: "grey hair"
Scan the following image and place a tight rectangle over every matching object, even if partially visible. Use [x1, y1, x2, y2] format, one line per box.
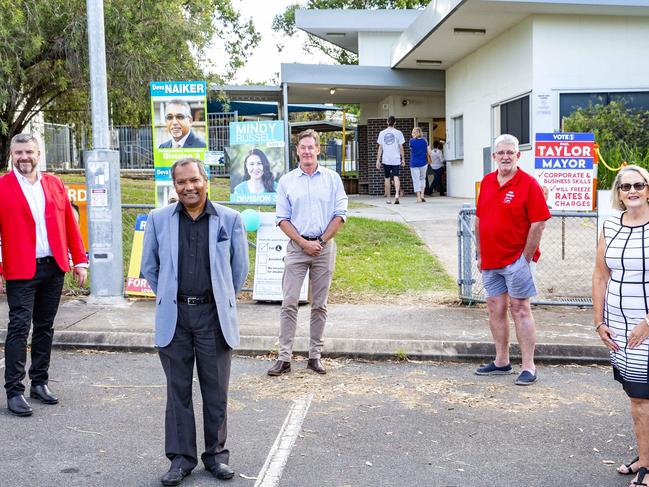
[165, 99, 192, 117]
[610, 165, 649, 211]
[493, 134, 520, 153]
[171, 158, 207, 182]
[10, 133, 40, 149]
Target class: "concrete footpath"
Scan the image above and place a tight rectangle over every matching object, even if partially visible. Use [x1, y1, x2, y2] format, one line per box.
[0, 195, 605, 363]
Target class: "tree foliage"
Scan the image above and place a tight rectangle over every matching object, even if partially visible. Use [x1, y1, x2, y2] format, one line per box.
[272, 1, 427, 65]
[0, 0, 259, 162]
[563, 101, 649, 188]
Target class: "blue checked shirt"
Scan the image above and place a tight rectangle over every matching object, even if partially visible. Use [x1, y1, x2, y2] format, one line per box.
[276, 164, 348, 237]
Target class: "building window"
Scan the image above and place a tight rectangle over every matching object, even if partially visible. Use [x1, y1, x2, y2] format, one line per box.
[499, 95, 530, 145]
[560, 91, 649, 121]
[451, 115, 463, 159]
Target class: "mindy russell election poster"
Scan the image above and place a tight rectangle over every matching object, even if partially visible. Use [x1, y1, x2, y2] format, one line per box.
[227, 121, 285, 205]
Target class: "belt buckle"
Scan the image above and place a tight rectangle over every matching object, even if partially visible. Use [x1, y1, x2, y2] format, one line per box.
[187, 297, 200, 305]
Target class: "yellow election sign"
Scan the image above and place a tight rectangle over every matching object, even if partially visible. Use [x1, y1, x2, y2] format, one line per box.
[125, 214, 155, 297]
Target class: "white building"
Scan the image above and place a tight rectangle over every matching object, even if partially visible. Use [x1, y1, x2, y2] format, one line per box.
[278, 0, 649, 198]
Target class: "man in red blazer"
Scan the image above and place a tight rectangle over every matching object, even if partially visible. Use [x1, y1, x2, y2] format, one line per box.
[0, 133, 87, 417]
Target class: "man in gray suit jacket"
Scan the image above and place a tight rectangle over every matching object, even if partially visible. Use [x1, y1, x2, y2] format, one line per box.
[141, 158, 248, 486]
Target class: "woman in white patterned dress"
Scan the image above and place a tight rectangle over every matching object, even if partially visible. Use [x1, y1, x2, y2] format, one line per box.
[593, 165, 649, 487]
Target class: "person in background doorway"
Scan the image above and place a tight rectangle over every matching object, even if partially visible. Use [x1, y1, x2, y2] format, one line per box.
[408, 127, 430, 203]
[429, 140, 446, 196]
[376, 116, 405, 204]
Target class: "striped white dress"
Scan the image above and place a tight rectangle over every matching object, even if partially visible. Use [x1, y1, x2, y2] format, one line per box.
[604, 214, 649, 398]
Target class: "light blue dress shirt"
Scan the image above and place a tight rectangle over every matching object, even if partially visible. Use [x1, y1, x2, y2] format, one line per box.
[275, 164, 348, 237]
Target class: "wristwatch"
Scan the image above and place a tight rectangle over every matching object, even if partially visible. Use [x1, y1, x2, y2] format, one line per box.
[318, 237, 327, 247]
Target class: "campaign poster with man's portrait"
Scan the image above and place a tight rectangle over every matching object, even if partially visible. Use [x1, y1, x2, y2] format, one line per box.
[150, 81, 208, 207]
[227, 121, 285, 205]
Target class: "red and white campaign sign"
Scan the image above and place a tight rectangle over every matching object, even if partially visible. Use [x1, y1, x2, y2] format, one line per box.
[534, 133, 595, 211]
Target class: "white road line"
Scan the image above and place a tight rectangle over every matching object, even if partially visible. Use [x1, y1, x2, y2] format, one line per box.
[254, 394, 313, 487]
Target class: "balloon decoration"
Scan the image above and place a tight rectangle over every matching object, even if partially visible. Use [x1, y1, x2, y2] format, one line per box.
[240, 209, 261, 232]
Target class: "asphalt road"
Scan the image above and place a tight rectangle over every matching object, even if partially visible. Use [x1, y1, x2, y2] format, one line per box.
[0, 351, 640, 487]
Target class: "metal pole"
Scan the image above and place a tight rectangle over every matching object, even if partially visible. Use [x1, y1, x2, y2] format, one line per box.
[85, 0, 124, 301]
[87, 0, 110, 150]
[341, 110, 346, 174]
[282, 82, 290, 172]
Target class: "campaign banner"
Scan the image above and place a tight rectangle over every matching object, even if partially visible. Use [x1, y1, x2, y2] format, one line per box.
[252, 213, 308, 301]
[227, 121, 285, 205]
[534, 132, 595, 210]
[150, 81, 208, 207]
[125, 214, 155, 297]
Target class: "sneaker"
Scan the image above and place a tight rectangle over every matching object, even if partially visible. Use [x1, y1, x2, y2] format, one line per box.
[474, 362, 513, 376]
[515, 370, 537, 385]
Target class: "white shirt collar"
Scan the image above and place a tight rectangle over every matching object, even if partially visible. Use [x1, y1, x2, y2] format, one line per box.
[13, 166, 41, 185]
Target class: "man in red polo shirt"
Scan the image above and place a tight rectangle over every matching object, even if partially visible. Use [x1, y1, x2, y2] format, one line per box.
[474, 134, 550, 385]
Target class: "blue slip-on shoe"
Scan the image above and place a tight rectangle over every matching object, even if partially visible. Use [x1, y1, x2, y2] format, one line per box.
[474, 362, 513, 376]
[515, 370, 537, 386]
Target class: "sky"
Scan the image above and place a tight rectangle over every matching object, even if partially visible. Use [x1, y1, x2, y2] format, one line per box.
[226, 0, 333, 84]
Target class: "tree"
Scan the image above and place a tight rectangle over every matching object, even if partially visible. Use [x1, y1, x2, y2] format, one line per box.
[272, 1, 428, 65]
[563, 101, 649, 188]
[0, 0, 260, 162]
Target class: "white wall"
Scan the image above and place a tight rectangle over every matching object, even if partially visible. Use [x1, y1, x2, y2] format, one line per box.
[532, 15, 649, 133]
[445, 18, 534, 198]
[359, 95, 444, 124]
[358, 32, 403, 66]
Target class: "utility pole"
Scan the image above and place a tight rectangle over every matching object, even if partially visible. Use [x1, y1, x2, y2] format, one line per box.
[85, 0, 124, 300]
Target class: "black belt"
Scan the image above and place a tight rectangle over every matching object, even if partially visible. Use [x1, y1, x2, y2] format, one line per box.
[36, 256, 55, 264]
[301, 235, 320, 241]
[178, 294, 213, 305]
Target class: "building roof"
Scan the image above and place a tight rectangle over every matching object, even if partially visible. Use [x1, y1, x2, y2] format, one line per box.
[294, 2, 649, 72]
[281, 63, 444, 104]
[294, 9, 421, 53]
[392, 0, 649, 70]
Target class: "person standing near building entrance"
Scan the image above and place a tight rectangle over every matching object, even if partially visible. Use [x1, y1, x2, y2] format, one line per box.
[429, 140, 446, 196]
[408, 127, 430, 203]
[376, 116, 405, 204]
[0, 133, 88, 417]
[267, 129, 348, 377]
[474, 134, 550, 386]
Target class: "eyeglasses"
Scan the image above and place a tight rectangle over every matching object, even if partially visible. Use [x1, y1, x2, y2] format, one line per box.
[495, 150, 517, 157]
[618, 182, 649, 192]
[166, 113, 187, 121]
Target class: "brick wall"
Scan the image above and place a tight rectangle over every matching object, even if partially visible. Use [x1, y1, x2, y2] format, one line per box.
[362, 118, 415, 196]
[357, 125, 369, 194]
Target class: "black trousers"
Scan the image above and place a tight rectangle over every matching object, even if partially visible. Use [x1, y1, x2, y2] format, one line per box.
[158, 302, 232, 471]
[4, 260, 65, 398]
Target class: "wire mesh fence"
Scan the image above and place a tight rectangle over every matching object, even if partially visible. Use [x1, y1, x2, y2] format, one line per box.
[458, 205, 597, 306]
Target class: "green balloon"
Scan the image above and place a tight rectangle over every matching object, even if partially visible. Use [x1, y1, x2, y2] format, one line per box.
[241, 208, 260, 231]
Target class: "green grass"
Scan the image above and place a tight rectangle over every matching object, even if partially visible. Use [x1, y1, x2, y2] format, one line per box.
[56, 175, 453, 301]
[331, 217, 454, 298]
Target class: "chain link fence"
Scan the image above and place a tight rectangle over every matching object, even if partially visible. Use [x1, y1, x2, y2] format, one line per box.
[458, 205, 597, 306]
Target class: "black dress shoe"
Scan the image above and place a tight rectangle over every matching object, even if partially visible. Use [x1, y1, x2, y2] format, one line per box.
[7, 395, 33, 417]
[307, 358, 326, 374]
[161, 467, 191, 486]
[207, 463, 235, 480]
[30, 384, 59, 404]
[267, 360, 291, 376]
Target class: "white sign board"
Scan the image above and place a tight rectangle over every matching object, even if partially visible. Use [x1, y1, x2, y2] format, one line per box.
[252, 213, 308, 302]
